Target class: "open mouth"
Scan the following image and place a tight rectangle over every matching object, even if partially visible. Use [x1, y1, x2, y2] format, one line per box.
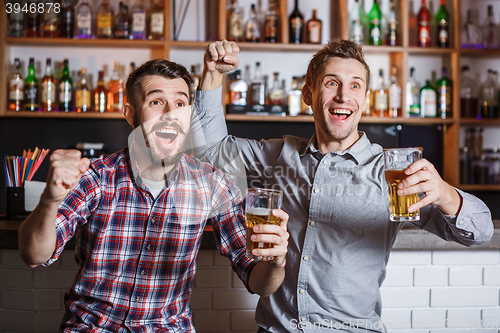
[155, 128, 179, 146]
[330, 108, 353, 121]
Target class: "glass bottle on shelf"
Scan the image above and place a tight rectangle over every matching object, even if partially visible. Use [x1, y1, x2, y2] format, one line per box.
[43, 2, 60, 38]
[75, 68, 91, 112]
[428, 0, 437, 47]
[480, 69, 498, 119]
[482, 5, 498, 49]
[288, 77, 302, 116]
[148, 0, 165, 40]
[41, 58, 57, 112]
[76, 0, 93, 39]
[436, 66, 452, 119]
[189, 65, 200, 104]
[114, 2, 130, 39]
[24, 57, 39, 111]
[350, 0, 364, 45]
[420, 80, 437, 117]
[246, 4, 261, 42]
[386, 0, 398, 46]
[130, 0, 146, 39]
[408, 0, 417, 46]
[417, 0, 431, 47]
[373, 69, 388, 117]
[460, 65, 479, 119]
[435, 0, 449, 47]
[59, 59, 73, 112]
[461, 9, 482, 49]
[250, 62, 266, 105]
[108, 62, 124, 112]
[268, 72, 286, 105]
[227, 0, 244, 42]
[405, 67, 420, 117]
[8, 0, 25, 37]
[388, 65, 401, 118]
[8, 58, 24, 112]
[93, 71, 109, 112]
[230, 70, 248, 106]
[368, 0, 382, 46]
[61, 0, 75, 38]
[289, 0, 304, 44]
[97, 0, 114, 38]
[265, 0, 280, 43]
[306, 9, 322, 44]
[25, 0, 41, 37]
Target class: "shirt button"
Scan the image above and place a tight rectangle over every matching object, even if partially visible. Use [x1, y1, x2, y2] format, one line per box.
[323, 160, 328, 165]
[146, 245, 151, 251]
[135, 296, 140, 302]
[458, 219, 463, 226]
[309, 221, 316, 226]
[301, 317, 307, 321]
[129, 321, 134, 325]
[141, 270, 146, 275]
[151, 218, 156, 224]
[303, 256, 309, 261]
[299, 289, 305, 294]
[313, 189, 319, 194]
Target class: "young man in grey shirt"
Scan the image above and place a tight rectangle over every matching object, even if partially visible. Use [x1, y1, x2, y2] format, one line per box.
[193, 39, 494, 332]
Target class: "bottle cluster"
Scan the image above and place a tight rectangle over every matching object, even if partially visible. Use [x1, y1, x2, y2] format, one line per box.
[462, 5, 500, 49]
[7, 0, 164, 40]
[227, 62, 310, 116]
[8, 57, 133, 113]
[365, 66, 402, 117]
[403, 66, 453, 119]
[461, 66, 500, 120]
[227, 0, 322, 44]
[350, 0, 450, 47]
[461, 128, 500, 185]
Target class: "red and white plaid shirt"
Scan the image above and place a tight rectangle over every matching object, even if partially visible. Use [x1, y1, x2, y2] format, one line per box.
[45, 148, 256, 332]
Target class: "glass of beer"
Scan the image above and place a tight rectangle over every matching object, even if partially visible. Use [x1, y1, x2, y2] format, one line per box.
[245, 188, 283, 261]
[383, 147, 423, 222]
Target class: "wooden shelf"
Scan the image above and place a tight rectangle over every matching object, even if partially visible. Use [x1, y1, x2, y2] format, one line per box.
[172, 40, 324, 52]
[407, 46, 456, 54]
[226, 114, 313, 122]
[458, 184, 500, 192]
[1, 111, 126, 119]
[460, 48, 500, 57]
[4, 37, 166, 48]
[459, 119, 500, 126]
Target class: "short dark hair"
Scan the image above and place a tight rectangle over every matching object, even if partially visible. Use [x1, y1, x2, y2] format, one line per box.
[126, 59, 193, 125]
[305, 38, 370, 92]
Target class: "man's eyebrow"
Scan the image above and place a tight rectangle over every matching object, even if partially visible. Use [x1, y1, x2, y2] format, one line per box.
[323, 74, 366, 83]
[145, 90, 189, 99]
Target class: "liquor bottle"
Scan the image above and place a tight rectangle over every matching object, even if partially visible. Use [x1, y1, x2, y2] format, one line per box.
[408, 0, 417, 46]
[386, 0, 398, 46]
[368, 0, 382, 46]
[268, 72, 286, 105]
[93, 71, 109, 112]
[461, 9, 482, 49]
[189, 65, 200, 104]
[75, 68, 91, 112]
[289, 0, 304, 44]
[130, 0, 146, 40]
[405, 67, 420, 117]
[482, 5, 498, 49]
[288, 77, 302, 116]
[148, 0, 165, 40]
[8, 58, 24, 111]
[76, 0, 93, 38]
[420, 80, 437, 117]
[24, 58, 39, 111]
[480, 69, 498, 119]
[114, 2, 130, 39]
[306, 9, 322, 44]
[460, 65, 479, 119]
[388, 66, 401, 117]
[227, 0, 244, 42]
[229, 70, 248, 105]
[246, 4, 261, 42]
[25, 0, 41, 37]
[41, 58, 57, 112]
[350, 0, 364, 44]
[360, 0, 370, 45]
[373, 69, 388, 117]
[59, 59, 73, 112]
[436, 0, 449, 47]
[8, 0, 25, 37]
[61, 0, 75, 38]
[97, 0, 114, 38]
[250, 62, 266, 105]
[43, 3, 60, 38]
[265, 0, 280, 43]
[417, 0, 431, 47]
[436, 66, 452, 119]
[108, 62, 124, 111]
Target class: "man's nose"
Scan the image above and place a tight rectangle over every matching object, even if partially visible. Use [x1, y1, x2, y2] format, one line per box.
[334, 85, 351, 103]
[160, 103, 178, 120]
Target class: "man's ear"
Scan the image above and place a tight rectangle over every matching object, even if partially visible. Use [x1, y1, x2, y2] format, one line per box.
[302, 84, 312, 106]
[123, 103, 135, 127]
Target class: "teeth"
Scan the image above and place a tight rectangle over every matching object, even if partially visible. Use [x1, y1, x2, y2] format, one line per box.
[156, 128, 178, 135]
[333, 109, 352, 115]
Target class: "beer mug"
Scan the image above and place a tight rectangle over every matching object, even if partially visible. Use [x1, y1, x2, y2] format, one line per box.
[383, 147, 423, 222]
[245, 188, 283, 261]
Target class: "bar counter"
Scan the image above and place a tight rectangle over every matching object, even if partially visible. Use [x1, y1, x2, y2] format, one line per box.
[1, 218, 500, 251]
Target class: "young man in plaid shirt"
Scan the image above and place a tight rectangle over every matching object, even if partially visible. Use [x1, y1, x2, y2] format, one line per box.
[18, 55, 289, 332]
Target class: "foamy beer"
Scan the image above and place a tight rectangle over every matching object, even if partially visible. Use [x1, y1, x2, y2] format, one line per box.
[383, 148, 423, 222]
[245, 188, 283, 261]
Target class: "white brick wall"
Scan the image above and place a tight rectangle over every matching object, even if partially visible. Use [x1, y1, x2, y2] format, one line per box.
[3, 249, 500, 333]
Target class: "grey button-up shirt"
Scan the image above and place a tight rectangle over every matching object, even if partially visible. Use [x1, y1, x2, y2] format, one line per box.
[192, 87, 494, 332]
